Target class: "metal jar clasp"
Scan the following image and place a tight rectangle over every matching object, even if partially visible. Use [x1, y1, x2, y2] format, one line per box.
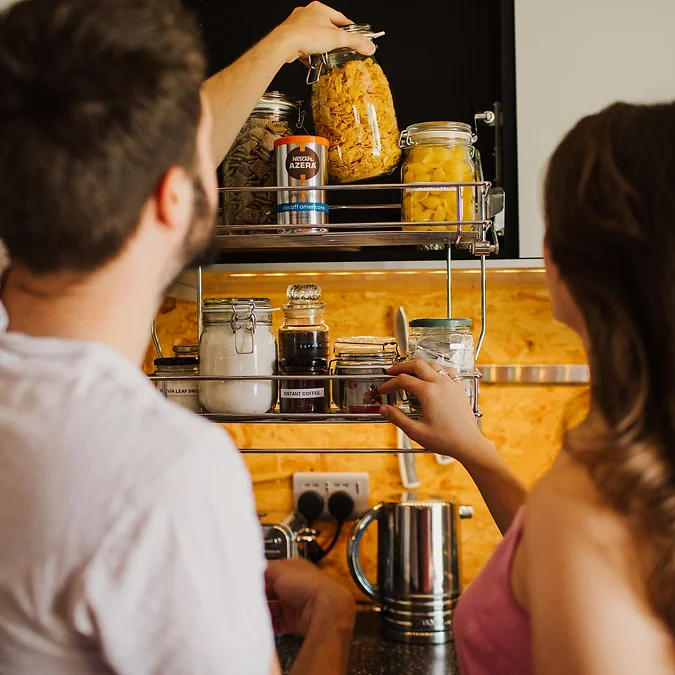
[230, 303, 257, 355]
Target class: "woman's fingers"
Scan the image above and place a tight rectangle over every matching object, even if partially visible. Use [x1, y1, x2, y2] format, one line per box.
[379, 404, 424, 440]
[387, 359, 442, 382]
[378, 373, 427, 397]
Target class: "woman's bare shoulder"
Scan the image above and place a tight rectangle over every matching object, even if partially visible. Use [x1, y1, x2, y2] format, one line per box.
[526, 452, 635, 553]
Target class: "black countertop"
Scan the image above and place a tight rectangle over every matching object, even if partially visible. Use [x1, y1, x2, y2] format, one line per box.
[277, 610, 460, 675]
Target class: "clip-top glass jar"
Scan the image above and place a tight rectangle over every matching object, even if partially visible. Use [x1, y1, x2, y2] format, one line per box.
[332, 337, 400, 413]
[408, 318, 475, 413]
[400, 122, 481, 230]
[199, 298, 278, 415]
[279, 285, 331, 414]
[221, 91, 302, 229]
[309, 24, 401, 184]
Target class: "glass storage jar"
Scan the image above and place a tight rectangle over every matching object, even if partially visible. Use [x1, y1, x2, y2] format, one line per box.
[309, 24, 401, 184]
[332, 337, 400, 413]
[279, 284, 330, 414]
[220, 91, 301, 230]
[399, 122, 480, 230]
[153, 347, 201, 413]
[408, 318, 475, 413]
[199, 298, 278, 415]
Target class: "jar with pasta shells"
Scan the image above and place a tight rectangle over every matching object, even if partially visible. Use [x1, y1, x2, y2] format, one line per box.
[220, 91, 301, 230]
[308, 24, 401, 184]
[399, 122, 480, 230]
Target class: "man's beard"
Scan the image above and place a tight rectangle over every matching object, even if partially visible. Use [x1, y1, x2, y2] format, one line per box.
[182, 177, 218, 270]
[162, 177, 218, 296]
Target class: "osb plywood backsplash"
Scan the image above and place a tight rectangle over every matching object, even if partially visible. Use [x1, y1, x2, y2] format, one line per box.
[144, 268, 587, 598]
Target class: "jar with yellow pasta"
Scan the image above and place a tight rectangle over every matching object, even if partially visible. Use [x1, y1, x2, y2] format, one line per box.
[308, 24, 401, 184]
[399, 122, 479, 230]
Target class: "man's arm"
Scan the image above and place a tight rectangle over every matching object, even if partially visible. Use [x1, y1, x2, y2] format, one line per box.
[266, 558, 355, 675]
[202, 2, 374, 166]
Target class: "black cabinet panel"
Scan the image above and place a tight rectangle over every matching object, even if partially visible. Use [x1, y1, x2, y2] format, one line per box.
[185, 0, 519, 262]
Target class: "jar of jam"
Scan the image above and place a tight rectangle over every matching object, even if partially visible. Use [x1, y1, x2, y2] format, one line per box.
[279, 284, 330, 413]
[332, 337, 400, 413]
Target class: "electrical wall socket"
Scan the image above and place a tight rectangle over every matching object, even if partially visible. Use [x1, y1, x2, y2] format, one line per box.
[293, 472, 369, 521]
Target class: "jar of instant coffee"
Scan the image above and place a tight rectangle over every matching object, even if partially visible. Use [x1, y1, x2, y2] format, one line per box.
[278, 284, 331, 414]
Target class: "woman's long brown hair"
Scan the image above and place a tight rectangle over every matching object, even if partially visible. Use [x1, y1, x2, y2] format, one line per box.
[545, 101, 675, 630]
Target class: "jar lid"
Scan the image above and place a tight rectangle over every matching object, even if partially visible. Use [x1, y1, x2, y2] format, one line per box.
[399, 121, 476, 148]
[307, 24, 385, 84]
[203, 297, 272, 313]
[253, 91, 298, 117]
[154, 357, 199, 367]
[410, 318, 472, 328]
[334, 336, 399, 359]
[287, 285, 321, 302]
[173, 344, 199, 356]
[274, 135, 329, 148]
[284, 284, 325, 312]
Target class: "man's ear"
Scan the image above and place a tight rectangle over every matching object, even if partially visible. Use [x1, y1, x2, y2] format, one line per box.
[154, 166, 193, 234]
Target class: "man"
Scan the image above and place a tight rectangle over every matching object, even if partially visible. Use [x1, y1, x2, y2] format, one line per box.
[0, 1, 371, 673]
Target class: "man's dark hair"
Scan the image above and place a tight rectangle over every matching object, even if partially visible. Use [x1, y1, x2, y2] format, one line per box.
[0, 0, 205, 274]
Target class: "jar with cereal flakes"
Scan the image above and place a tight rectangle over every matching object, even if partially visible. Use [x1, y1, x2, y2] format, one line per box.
[308, 24, 401, 184]
[220, 92, 301, 229]
[399, 122, 480, 230]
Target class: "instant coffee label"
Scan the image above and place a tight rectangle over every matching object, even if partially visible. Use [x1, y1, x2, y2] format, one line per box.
[280, 388, 325, 399]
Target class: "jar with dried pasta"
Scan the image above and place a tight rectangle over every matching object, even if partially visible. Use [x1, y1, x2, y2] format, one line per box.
[399, 122, 480, 230]
[308, 24, 401, 184]
[220, 92, 301, 230]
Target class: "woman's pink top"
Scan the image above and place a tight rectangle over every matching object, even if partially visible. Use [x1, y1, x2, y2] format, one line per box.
[453, 508, 532, 675]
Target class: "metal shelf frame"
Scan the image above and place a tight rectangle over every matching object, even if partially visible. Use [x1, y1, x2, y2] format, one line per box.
[152, 179, 498, 454]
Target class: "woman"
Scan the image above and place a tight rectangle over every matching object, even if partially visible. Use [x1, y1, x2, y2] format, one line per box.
[378, 101, 675, 674]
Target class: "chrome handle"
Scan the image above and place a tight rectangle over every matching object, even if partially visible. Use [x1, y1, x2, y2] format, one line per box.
[347, 502, 382, 601]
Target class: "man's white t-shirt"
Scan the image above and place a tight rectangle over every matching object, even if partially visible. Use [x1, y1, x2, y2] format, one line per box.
[0, 303, 274, 674]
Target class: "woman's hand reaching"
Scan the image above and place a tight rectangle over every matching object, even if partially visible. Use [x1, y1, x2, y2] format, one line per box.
[378, 360, 491, 464]
[378, 360, 527, 533]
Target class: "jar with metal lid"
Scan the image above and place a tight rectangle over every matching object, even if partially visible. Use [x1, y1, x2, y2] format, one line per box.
[153, 347, 201, 413]
[408, 319, 475, 413]
[309, 24, 401, 184]
[399, 122, 481, 230]
[199, 298, 278, 415]
[279, 285, 330, 414]
[332, 337, 400, 413]
[220, 91, 304, 230]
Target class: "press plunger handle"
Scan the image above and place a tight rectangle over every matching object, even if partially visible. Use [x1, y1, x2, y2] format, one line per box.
[347, 502, 383, 601]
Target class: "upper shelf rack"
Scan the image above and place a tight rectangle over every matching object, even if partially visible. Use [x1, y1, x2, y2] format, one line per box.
[216, 181, 502, 255]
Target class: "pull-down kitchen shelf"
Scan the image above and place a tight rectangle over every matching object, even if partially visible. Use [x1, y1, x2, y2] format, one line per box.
[153, 180, 500, 454]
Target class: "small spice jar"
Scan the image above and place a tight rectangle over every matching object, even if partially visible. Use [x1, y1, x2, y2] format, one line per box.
[309, 24, 401, 184]
[399, 122, 480, 230]
[220, 91, 302, 230]
[199, 298, 278, 415]
[408, 319, 475, 413]
[332, 337, 400, 413]
[153, 345, 201, 413]
[279, 284, 330, 414]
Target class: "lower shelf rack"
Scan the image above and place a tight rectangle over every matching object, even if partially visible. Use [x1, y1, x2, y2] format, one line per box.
[199, 407, 420, 425]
